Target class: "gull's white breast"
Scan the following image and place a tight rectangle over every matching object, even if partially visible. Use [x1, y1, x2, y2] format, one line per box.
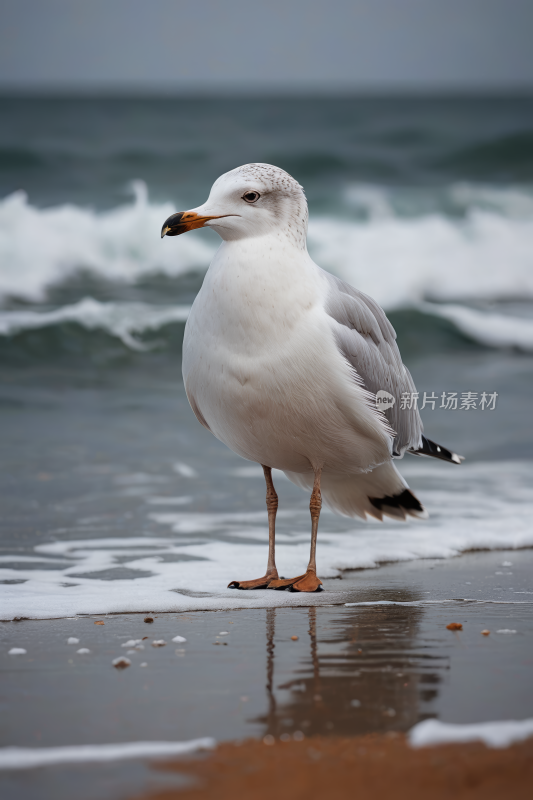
[182, 237, 390, 475]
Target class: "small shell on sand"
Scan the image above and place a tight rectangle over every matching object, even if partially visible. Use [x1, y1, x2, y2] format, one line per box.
[112, 657, 131, 669]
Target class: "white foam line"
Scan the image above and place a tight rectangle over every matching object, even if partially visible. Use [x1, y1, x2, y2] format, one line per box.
[1, 459, 532, 620]
[421, 301, 533, 352]
[0, 737, 216, 770]
[0, 556, 69, 564]
[409, 718, 533, 749]
[345, 599, 530, 607]
[345, 600, 431, 607]
[0, 298, 191, 351]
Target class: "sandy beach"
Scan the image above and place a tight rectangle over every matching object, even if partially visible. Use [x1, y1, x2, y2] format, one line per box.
[139, 734, 533, 800]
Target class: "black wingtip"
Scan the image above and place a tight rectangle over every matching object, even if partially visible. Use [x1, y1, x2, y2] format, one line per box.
[408, 436, 464, 464]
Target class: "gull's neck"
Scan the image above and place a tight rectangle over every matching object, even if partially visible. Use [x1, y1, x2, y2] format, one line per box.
[196, 234, 319, 353]
[209, 234, 311, 285]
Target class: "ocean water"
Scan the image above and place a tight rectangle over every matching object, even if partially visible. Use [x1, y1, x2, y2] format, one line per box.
[1, 96, 533, 620]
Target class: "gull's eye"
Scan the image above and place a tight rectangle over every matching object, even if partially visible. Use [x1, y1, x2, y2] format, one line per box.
[242, 191, 260, 204]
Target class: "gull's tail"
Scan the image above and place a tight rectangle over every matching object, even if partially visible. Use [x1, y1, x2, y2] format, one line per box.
[285, 461, 428, 522]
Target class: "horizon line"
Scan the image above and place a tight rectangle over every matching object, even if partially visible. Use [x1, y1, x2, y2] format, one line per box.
[1, 84, 533, 100]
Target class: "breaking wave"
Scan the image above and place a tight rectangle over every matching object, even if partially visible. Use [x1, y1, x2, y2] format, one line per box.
[420, 303, 533, 352]
[1, 181, 533, 357]
[1, 297, 533, 357]
[1, 182, 533, 309]
[310, 183, 533, 309]
[0, 181, 215, 304]
[0, 297, 191, 351]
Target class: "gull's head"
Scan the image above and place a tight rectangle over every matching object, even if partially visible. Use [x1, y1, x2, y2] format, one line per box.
[161, 163, 308, 248]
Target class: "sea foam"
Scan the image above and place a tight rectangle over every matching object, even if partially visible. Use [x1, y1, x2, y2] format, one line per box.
[409, 717, 533, 749]
[1, 460, 532, 620]
[0, 738, 216, 770]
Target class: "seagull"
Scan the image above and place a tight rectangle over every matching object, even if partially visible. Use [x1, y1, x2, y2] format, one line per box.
[161, 164, 462, 593]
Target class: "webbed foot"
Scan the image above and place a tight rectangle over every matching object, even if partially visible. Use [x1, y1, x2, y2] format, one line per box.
[268, 570, 323, 592]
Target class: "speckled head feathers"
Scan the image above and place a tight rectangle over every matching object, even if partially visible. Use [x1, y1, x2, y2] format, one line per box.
[207, 163, 308, 247]
[231, 163, 305, 195]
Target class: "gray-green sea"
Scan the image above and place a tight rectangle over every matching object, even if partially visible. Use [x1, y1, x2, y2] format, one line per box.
[1, 95, 533, 620]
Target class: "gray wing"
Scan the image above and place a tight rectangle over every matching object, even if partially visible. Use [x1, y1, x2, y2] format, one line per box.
[323, 270, 423, 456]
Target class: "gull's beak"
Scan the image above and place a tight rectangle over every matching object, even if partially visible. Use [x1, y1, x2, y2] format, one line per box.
[161, 210, 225, 238]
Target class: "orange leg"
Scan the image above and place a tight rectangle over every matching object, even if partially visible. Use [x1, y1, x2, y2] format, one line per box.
[228, 465, 280, 589]
[268, 470, 323, 593]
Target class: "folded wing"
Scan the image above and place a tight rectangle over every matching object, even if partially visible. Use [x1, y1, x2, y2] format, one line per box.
[322, 270, 423, 457]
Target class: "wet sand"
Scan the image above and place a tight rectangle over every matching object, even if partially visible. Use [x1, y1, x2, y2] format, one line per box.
[140, 734, 533, 800]
[1, 549, 532, 800]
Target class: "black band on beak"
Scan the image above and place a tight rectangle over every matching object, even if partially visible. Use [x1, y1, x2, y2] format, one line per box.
[161, 212, 187, 238]
[161, 210, 232, 238]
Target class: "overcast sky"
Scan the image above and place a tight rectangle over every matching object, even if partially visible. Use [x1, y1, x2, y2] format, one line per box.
[1, 0, 532, 92]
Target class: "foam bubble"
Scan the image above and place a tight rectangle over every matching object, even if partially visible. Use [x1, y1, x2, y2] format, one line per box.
[173, 463, 198, 479]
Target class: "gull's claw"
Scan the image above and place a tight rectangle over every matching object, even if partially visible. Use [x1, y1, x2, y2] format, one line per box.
[228, 573, 278, 590]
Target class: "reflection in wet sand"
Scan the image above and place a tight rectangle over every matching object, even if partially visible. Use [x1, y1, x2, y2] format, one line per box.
[255, 597, 450, 738]
[265, 608, 277, 730]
